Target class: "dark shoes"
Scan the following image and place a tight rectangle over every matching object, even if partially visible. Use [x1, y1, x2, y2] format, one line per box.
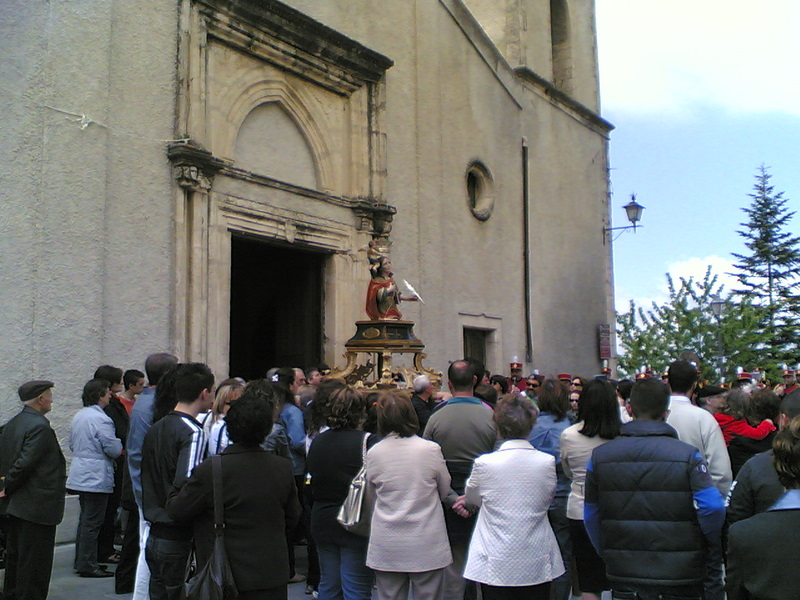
[78, 568, 114, 578]
[101, 551, 121, 564]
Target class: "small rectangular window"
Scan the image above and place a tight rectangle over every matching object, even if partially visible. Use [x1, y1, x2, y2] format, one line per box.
[463, 327, 489, 366]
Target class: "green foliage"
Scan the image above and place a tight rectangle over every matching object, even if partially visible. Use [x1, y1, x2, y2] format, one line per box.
[616, 167, 799, 379]
[616, 268, 777, 383]
[730, 166, 800, 364]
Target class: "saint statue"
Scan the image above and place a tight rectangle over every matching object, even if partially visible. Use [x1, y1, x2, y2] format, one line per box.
[365, 256, 417, 320]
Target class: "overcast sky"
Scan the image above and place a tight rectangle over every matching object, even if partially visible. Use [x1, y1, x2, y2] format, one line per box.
[595, 0, 800, 312]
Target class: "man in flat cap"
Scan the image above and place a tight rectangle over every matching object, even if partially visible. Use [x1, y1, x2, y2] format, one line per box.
[0, 380, 66, 600]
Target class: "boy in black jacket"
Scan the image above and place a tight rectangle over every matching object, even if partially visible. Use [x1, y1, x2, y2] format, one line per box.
[141, 363, 214, 600]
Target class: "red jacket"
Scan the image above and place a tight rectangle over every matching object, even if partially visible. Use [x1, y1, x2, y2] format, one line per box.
[713, 413, 775, 445]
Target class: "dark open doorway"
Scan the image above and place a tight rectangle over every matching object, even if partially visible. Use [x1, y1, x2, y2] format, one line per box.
[229, 235, 325, 380]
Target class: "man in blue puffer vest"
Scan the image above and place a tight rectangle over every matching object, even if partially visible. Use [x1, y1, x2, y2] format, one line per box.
[584, 377, 725, 600]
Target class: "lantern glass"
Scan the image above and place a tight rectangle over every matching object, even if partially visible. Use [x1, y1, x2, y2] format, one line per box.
[623, 196, 645, 225]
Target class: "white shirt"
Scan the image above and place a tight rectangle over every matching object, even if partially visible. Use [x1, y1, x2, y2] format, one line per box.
[560, 422, 611, 520]
[207, 419, 230, 456]
[667, 394, 732, 495]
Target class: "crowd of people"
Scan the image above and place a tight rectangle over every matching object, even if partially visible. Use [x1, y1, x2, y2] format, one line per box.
[1, 355, 799, 600]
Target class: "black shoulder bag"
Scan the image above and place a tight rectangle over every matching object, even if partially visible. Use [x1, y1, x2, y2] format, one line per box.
[185, 454, 239, 600]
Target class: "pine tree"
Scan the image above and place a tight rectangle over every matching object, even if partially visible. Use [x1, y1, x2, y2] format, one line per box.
[730, 166, 800, 364]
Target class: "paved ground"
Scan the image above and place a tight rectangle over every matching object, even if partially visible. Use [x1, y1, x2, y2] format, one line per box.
[3, 542, 312, 600]
[6, 540, 605, 599]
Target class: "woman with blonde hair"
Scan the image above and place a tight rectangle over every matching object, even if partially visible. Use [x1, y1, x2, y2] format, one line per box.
[205, 378, 246, 455]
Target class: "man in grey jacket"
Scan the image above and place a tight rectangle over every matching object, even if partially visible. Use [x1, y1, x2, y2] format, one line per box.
[424, 360, 496, 600]
[0, 380, 66, 600]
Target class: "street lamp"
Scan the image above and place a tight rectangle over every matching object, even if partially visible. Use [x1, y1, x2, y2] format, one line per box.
[710, 296, 724, 318]
[603, 193, 645, 244]
[710, 295, 725, 382]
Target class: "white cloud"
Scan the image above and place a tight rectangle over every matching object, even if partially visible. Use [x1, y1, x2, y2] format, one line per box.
[596, 0, 800, 116]
[615, 254, 737, 313]
[663, 255, 738, 292]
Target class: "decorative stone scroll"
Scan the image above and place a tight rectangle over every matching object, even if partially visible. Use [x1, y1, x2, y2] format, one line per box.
[167, 141, 227, 191]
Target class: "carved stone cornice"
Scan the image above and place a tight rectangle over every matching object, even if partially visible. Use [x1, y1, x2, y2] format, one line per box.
[167, 140, 228, 191]
[352, 197, 396, 237]
[196, 0, 394, 96]
[514, 67, 614, 136]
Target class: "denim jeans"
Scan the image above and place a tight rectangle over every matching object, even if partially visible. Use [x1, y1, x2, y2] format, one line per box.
[74, 491, 110, 573]
[547, 496, 572, 600]
[316, 536, 373, 600]
[145, 535, 192, 600]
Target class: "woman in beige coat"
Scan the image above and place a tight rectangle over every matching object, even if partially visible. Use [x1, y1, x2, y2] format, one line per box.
[365, 392, 459, 600]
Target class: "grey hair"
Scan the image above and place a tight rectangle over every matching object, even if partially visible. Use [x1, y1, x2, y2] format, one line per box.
[413, 375, 431, 393]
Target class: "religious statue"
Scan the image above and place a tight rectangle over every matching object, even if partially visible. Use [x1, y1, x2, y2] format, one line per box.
[365, 256, 418, 320]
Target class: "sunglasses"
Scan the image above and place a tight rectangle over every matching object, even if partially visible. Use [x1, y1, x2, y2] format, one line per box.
[526, 382, 540, 388]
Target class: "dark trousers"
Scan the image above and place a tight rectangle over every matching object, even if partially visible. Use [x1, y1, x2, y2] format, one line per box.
[98, 472, 122, 559]
[145, 535, 192, 600]
[611, 583, 703, 600]
[480, 582, 551, 600]
[703, 544, 725, 600]
[238, 586, 288, 600]
[115, 507, 140, 594]
[303, 482, 320, 589]
[288, 474, 307, 578]
[74, 491, 110, 573]
[3, 516, 57, 600]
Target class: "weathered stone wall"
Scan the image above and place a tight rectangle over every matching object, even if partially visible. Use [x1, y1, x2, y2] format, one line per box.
[0, 0, 177, 439]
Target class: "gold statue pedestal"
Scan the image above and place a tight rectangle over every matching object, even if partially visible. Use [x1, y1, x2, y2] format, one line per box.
[330, 320, 441, 388]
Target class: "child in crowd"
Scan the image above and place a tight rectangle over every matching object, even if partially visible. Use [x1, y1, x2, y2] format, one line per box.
[714, 389, 775, 446]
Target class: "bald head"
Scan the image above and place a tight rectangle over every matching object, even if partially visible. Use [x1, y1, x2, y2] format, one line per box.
[448, 360, 476, 395]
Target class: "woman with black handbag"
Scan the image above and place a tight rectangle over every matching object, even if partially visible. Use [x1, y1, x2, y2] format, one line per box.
[306, 387, 377, 600]
[167, 385, 301, 600]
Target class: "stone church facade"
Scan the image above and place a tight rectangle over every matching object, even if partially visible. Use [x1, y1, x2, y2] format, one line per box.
[1, 0, 615, 430]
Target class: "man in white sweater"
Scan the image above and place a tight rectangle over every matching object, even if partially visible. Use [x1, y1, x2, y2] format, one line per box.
[665, 360, 731, 495]
[665, 359, 730, 600]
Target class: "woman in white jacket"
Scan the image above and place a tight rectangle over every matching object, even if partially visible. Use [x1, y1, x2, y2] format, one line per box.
[365, 391, 459, 600]
[457, 394, 564, 600]
[67, 379, 123, 577]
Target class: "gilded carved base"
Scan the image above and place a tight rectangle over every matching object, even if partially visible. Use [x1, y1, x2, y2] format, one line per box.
[330, 321, 442, 389]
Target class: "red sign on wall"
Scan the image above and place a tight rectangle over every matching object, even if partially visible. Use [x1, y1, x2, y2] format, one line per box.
[598, 324, 612, 360]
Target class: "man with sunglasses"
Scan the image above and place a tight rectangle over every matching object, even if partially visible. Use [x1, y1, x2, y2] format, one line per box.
[524, 376, 541, 401]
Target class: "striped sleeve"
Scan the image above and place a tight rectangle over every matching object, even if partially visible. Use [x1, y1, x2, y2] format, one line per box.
[174, 417, 208, 488]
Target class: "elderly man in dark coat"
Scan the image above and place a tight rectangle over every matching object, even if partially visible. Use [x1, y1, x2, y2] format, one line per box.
[0, 380, 67, 600]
